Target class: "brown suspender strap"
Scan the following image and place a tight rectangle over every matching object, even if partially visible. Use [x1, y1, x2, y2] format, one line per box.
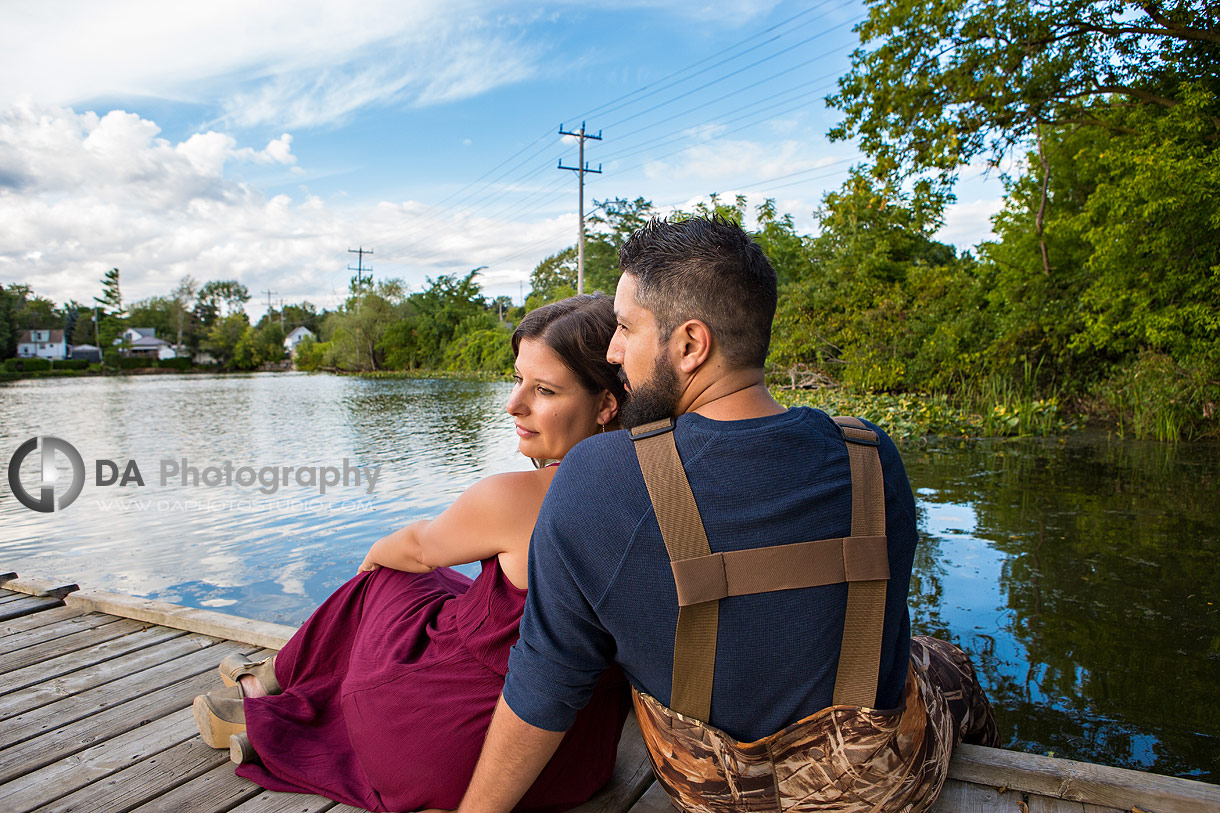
[630, 418, 718, 721]
[669, 535, 889, 606]
[831, 416, 888, 708]
[629, 415, 891, 720]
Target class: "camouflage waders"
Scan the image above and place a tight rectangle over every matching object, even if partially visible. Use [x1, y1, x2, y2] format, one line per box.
[628, 417, 999, 812]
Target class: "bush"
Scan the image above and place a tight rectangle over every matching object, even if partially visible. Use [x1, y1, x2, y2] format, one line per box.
[53, 359, 90, 370]
[118, 356, 156, 370]
[158, 357, 192, 371]
[1095, 350, 1219, 441]
[442, 328, 515, 373]
[3, 357, 51, 372]
[294, 338, 332, 372]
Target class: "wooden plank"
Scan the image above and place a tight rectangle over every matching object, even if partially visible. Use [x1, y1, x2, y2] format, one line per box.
[1028, 796, 1086, 812]
[0, 634, 235, 750]
[0, 592, 33, 605]
[1, 603, 87, 637]
[42, 733, 231, 813]
[0, 594, 63, 622]
[930, 780, 1024, 811]
[0, 574, 80, 598]
[0, 631, 217, 721]
[66, 587, 298, 649]
[0, 639, 256, 783]
[0, 607, 113, 655]
[0, 617, 170, 685]
[227, 789, 341, 812]
[949, 743, 1220, 812]
[126, 761, 264, 813]
[0, 706, 200, 812]
[628, 782, 673, 813]
[572, 712, 655, 813]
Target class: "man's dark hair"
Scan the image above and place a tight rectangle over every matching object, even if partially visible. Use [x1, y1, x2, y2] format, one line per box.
[618, 215, 777, 368]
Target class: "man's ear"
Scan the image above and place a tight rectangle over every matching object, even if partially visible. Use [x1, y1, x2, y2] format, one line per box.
[673, 319, 712, 374]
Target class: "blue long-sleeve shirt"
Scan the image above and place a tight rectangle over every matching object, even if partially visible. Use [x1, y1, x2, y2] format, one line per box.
[504, 407, 917, 741]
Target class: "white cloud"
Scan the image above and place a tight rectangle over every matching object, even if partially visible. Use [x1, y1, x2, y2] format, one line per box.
[0, 1, 545, 130]
[936, 197, 1003, 249]
[0, 103, 571, 310]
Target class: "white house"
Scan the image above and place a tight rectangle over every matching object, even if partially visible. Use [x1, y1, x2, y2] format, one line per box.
[284, 326, 316, 356]
[115, 327, 181, 359]
[16, 329, 68, 360]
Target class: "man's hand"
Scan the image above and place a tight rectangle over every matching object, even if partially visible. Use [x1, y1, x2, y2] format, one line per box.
[455, 695, 567, 813]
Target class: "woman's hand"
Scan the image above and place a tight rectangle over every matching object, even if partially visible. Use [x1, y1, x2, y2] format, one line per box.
[356, 550, 380, 574]
[355, 524, 436, 576]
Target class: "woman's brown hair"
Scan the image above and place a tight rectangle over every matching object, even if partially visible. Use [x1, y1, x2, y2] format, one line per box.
[512, 293, 628, 429]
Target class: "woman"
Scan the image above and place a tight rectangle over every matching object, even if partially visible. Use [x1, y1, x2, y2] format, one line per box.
[192, 294, 630, 812]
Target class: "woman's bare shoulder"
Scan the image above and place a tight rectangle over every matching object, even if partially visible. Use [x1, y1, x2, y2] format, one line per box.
[459, 468, 554, 515]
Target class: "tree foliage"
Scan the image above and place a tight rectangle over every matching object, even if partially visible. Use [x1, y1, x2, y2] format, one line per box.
[830, 0, 1220, 185]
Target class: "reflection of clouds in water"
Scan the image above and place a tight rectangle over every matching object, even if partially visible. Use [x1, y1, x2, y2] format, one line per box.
[0, 373, 530, 622]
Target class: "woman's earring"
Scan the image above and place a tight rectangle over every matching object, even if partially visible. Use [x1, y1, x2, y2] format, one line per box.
[599, 422, 605, 434]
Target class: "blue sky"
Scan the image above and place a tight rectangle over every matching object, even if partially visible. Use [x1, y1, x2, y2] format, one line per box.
[0, 0, 1004, 319]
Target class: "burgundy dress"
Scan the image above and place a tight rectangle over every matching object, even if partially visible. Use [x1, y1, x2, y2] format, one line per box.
[237, 558, 629, 812]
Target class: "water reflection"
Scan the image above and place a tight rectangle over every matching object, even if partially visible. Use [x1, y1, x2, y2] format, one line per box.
[1, 377, 1216, 781]
[903, 436, 1220, 781]
[0, 373, 523, 626]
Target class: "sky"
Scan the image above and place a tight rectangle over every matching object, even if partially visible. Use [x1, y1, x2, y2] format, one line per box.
[0, 0, 1005, 320]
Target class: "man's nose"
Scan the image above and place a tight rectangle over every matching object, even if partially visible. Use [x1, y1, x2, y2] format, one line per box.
[606, 335, 623, 364]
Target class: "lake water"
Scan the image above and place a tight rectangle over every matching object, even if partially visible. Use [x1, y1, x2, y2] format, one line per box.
[1, 372, 1216, 782]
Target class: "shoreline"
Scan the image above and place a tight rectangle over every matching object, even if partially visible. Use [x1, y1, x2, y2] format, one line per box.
[1, 366, 1207, 441]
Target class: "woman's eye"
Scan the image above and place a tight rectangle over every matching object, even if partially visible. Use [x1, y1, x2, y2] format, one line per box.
[537, 387, 554, 396]
[512, 375, 523, 385]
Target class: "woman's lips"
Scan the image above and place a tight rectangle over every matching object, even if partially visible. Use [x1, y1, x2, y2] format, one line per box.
[515, 424, 537, 438]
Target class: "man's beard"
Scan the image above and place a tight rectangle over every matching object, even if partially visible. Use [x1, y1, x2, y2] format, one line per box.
[619, 355, 681, 429]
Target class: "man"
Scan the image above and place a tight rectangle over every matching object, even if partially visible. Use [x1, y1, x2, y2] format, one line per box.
[451, 217, 995, 812]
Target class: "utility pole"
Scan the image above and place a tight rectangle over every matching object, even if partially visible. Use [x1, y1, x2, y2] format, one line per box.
[348, 247, 373, 370]
[558, 122, 602, 294]
[348, 247, 373, 295]
[262, 289, 278, 326]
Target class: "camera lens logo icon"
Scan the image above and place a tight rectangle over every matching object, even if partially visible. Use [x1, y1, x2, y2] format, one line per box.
[8, 436, 86, 512]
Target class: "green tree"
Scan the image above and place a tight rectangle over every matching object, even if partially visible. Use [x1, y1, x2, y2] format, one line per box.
[442, 325, 516, 373]
[325, 280, 406, 371]
[829, 0, 1220, 186]
[197, 280, 251, 322]
[0, 284, 32, 358]
[769, 169, 969, 391]
[527, 248, 577, 309]
[205, 313, 251, 369]
[381, 270, 491, 370]
[127, 297, 178, 338]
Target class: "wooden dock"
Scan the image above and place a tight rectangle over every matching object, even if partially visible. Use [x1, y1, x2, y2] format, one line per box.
[2, 571, 1217, 813]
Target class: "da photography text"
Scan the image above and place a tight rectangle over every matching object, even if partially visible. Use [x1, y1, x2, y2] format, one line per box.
[97, 457, 381, 496]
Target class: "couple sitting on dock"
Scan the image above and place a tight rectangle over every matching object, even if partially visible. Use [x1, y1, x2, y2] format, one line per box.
[192, 216, 999, 812]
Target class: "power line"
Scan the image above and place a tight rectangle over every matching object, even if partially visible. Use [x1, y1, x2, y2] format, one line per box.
[375, 4, 854, 264]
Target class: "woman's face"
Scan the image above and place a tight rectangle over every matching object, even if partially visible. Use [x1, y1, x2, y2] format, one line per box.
[506, 337, 612, 462]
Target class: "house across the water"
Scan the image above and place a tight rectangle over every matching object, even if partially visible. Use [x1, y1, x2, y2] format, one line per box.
[16, 329, 69, 360]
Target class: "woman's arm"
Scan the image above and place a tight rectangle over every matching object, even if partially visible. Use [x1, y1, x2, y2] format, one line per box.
[357, 521, 433, 574]
[357, 470, 548, 576]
